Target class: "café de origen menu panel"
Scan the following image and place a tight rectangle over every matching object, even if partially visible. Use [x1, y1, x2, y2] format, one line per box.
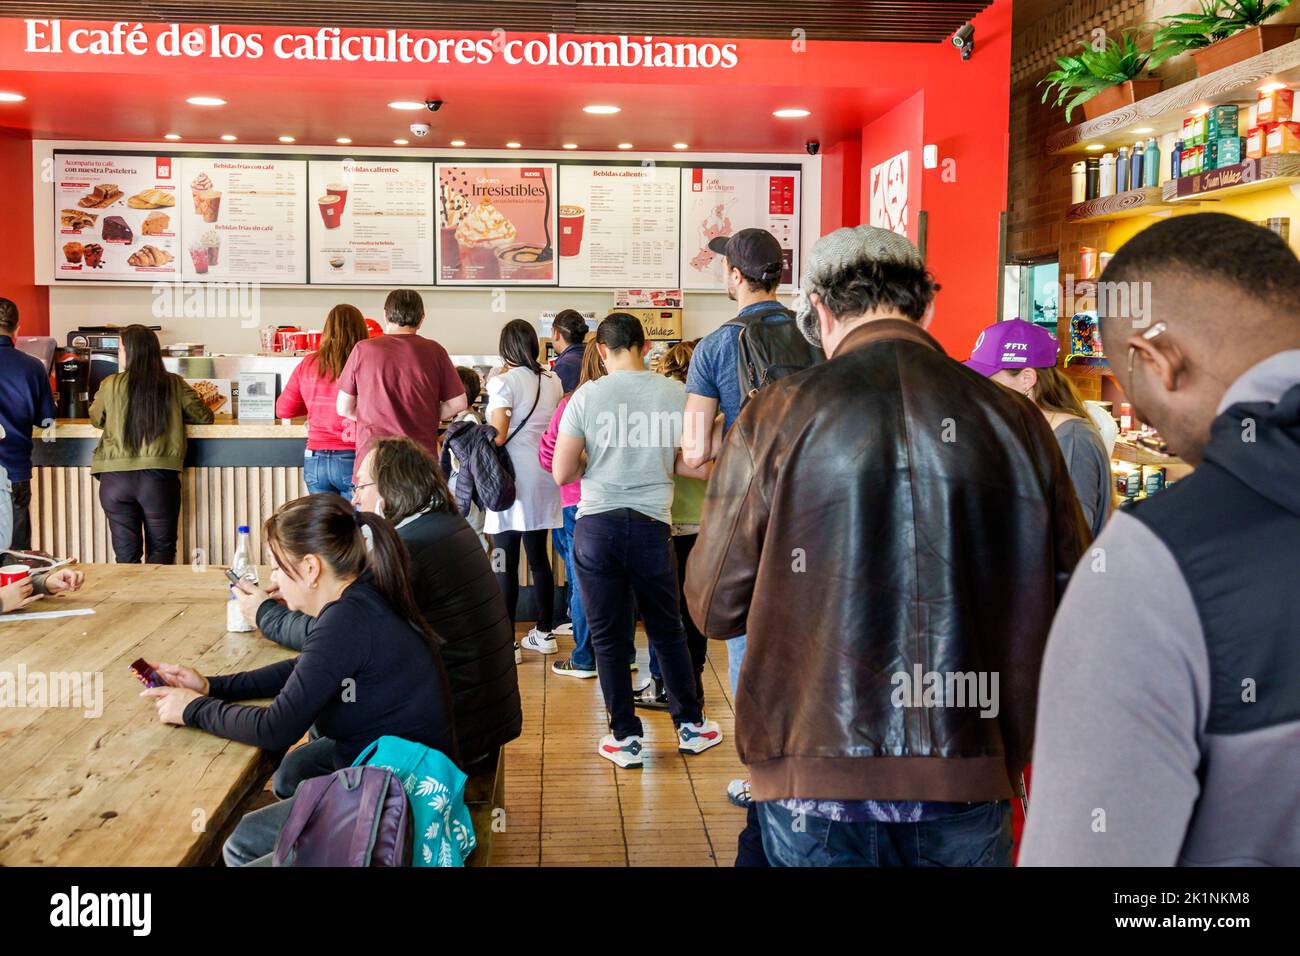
[556, 165, 680, 288]
[308, 159, 435, 285]
[177, 156, 307, 283]
[679, 167, 800, 291]
[53, 153, 181, 280]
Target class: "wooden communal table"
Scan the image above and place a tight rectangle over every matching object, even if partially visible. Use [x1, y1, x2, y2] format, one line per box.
[0, 564, 295, 866]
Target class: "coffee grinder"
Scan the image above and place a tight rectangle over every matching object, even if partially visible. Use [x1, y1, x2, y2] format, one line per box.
[55, 348, 90, 419]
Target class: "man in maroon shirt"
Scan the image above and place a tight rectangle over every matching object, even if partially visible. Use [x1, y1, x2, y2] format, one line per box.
[336, 289, 466, 478]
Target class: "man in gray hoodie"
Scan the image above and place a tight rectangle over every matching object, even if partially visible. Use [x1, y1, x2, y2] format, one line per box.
[1021, 213, 1300, 866]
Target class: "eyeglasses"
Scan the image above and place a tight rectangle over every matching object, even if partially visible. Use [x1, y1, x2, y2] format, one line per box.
[352, 481, 376, 493]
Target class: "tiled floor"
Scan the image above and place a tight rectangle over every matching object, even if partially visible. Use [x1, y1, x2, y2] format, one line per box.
[491, 625, 747, 866]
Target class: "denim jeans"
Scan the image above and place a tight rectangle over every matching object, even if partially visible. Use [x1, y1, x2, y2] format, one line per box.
[648, 534, 706, 685]
[225, 737, 343, 866]
[758, 800, 1013, 867]
[726, 634, 746, 696]
[303, 449, 355, 498]
[574, 508, 702, 738]
[555, 506, 593, 669]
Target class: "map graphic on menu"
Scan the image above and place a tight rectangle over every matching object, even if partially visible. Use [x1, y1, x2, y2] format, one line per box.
[557, 165, 680, 288]
[436, 163, 558, 285]
[177, 156, 307, 283]
[679, 167, 800, 291]
[53, 153, 180, 280]
[308, 160, 435, 284]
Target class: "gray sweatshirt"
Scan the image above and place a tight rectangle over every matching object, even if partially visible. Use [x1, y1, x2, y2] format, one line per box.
[1021, 351, 1300, 866]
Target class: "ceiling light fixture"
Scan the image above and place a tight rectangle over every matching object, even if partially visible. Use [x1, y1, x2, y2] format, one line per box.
[220, 134, 237, 141]
[617, 143, 634, 149]
[1259, 82, 1287, 94]
[336, 137, 352, 144]
[0, 92, 26, 103]
[388, 101, 426, 110]
[393, 138, 409, 145]
[506, 141, 521, 148]
[187, 96, 226, 106]
[278, 135, 295, 143]
[583, 104, 621, 114]
[773, 108, 811, 118]
[1132, 127, 1155, 134]
[1085, 143, 1105, 151]
[163, 133, 182, 141]
[562, 143, 579, 149]
[673, 142, 689, 150]
[450, 139, 466, 147]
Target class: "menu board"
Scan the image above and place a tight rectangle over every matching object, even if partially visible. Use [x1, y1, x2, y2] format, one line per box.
[53, 153, 180, 280]
[679, 167, 801, 291]
[177, 156, 307, 283]
[436, 162, 558, 285]
[308, 160, 435, 284]
[556, 165, 680, 287]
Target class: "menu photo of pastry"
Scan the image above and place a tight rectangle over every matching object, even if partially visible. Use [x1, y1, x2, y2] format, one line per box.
[101, 215, 134, 244]
[77, 183, 123, 209]
[127, 188, 175, 209]
[62, 241, 85, 266]
[142, 211, 171, 236]
[127, 244, 175, 269]
[59, 209, 98, 232]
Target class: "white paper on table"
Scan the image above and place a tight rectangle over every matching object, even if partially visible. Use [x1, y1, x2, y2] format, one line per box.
[0, 607, 97, 623]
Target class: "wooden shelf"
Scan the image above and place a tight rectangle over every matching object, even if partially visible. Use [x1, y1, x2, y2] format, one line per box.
[1113, 439, 1186, 467]
[1161, 154, 1300, 201]
[1047, 35, 1300, 156]
[1065, 186, 1180, 222]
[1064, 353, 1113, 376]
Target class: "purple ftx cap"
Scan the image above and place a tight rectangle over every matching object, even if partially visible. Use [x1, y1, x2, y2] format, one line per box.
[964, 319, 1060, 377]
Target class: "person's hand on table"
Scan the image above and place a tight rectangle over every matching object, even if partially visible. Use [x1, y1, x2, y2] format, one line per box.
[141, 685, 203, 725]
[1, 578, 40, 612]
[151, 662, 210, 695]
[232, 579, 273, 627]
[42, 568, 85, 595]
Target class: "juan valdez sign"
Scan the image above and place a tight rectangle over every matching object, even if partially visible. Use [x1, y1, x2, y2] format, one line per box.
[21, 20, 740, 68]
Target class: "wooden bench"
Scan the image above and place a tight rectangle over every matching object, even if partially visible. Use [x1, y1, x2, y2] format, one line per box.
[464, 747, 505, 867]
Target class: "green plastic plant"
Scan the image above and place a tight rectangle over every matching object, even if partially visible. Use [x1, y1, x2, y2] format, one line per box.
[1039, 30, 1178, 123]
[1153, 0, 1294, 53]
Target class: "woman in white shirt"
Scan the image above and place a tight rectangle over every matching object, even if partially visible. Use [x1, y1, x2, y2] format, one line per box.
[486, 320, 563, 654]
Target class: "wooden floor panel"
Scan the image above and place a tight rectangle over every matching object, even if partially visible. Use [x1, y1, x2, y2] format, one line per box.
[492, 625, 747, 867]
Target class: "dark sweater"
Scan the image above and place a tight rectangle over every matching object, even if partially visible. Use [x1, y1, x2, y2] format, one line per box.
[257, 509, 520, 767]
[184, 579, 457, 766]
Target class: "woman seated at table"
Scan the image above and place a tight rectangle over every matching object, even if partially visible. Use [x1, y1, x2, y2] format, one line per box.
[140, 493, 457, 865]
[0, 564, 84, 612]
[236, 436, 520, 771]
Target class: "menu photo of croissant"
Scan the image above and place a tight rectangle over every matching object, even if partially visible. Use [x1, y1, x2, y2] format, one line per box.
[126, 244, 175, 269]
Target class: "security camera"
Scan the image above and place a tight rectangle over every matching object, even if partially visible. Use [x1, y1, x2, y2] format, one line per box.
[806, 140, 820, 156]
[409, 122, 431, 138]
[952, 23, 974, 60]
[425, 100, 443, 113]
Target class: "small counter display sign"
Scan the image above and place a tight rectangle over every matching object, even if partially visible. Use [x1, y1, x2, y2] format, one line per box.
[238, 372, 278, 420]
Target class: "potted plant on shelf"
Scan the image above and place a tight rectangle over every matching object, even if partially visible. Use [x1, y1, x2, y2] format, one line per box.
[1039, 30, 1176, 123]
[1154, 0, 1297, 76]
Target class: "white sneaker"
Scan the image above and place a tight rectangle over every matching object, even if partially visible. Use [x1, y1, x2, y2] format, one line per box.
[553, 622, 574, 635]
[521, 628, 557, 655]
[677, 719, 723, 755]
[597, 734, 644, 769]
[513, 641, 522, 665]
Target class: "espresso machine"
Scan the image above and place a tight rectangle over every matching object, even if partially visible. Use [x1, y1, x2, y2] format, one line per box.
[67, 326, 148, 401]
[55, 348, 90, 419]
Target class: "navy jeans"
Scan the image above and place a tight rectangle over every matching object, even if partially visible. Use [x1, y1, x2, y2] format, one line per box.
[758, 800, 1013, 867]
[574, 508, 702, 738]
[303, 449, 355, 498]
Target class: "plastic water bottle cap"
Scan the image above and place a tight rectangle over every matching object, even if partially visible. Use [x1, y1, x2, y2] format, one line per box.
[237, 525, 250, 534]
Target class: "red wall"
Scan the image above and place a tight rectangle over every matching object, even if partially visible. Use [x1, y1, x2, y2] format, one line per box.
[859, 91, 925, 245]
[819, 138, 861, 234]
[0, 129, 47, 336]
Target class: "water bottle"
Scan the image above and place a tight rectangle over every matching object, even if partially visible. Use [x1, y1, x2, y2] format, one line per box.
[1116, 146, 1129, 192]
[1144, 137, 1160, 187]
[226, 524, 259, 633]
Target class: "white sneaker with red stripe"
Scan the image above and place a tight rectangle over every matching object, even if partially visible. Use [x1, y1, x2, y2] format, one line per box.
[677, 719, 723, 755]
[597, 734, 644, 769]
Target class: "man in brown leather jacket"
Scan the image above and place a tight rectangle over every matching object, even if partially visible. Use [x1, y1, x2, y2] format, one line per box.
[685, 226, 1089, 866]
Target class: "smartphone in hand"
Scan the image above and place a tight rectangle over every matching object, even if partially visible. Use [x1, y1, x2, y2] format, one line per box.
[129, 658, 168, 689]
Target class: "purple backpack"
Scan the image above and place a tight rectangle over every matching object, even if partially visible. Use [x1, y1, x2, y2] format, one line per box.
[272, 766, 412, 867]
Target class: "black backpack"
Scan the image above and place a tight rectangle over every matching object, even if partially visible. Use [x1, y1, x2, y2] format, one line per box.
[725, 305, 824, 405]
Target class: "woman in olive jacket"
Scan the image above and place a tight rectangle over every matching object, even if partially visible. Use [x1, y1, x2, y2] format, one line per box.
[89, 325, 213, 564]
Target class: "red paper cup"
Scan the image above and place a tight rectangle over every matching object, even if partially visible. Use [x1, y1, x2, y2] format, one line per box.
[0, 565, 30, 587]
[307, 331, 322, 351]
[318, 195, 344, 229]
[559, 204, 585, 257]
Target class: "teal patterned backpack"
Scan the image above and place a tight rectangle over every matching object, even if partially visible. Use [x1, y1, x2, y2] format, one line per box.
[351, 736, 477, 867]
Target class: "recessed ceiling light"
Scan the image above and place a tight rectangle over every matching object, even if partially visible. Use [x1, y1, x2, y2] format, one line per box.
[1191, 106, 1210, 116]
[278, 135, 295, 143]
[1085, 143, 1105, 151]
[617, 143, 634, 149]
[388, 101, 426, 111]
[393, 138, 409, 146]
[163, 133, 182, 141]
[187, 96, 226, 107]
[220, 134, 237, 142]
[450, 139, 466, 147]
[1132, 127, 1155, 134]
[0, 92, 26, 103]
[673, 142, 689, 150]
[562, 143, 579, 149]
[773, 108, 811, 118]
[506, 142, 521, 148]
[1259, 82, 1287, 94]
[336, 137, 352, 145]
[583, 105, 621, 115]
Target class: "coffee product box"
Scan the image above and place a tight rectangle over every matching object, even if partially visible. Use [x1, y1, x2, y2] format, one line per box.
[1180, 145, 1203, 176]
[1208, 136, 1246, 169]
[1257, 88, 1295, 125]
[1266, 121, 1300, 156]
[1206, 105, 1240, 140]
[1247, 125, 1268, 160]
[1182, 114, 1206, 147]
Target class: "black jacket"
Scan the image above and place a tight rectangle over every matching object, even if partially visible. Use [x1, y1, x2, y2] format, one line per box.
[686, 320, 1089, 804]
[257, 509, 521, 767]
[440, 419, 513, 514]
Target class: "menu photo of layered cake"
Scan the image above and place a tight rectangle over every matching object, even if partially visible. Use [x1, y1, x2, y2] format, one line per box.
[101, 215, 133, 245]
[436, 163, 557, 284]
[77, 183, 123, 209]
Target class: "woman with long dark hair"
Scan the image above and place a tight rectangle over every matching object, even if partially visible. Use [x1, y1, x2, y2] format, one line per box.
[140, 492, 458, 865]
[89, 324, 213, 564]
[485, 319, 563, 656]
[276, 303, 369, 497]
